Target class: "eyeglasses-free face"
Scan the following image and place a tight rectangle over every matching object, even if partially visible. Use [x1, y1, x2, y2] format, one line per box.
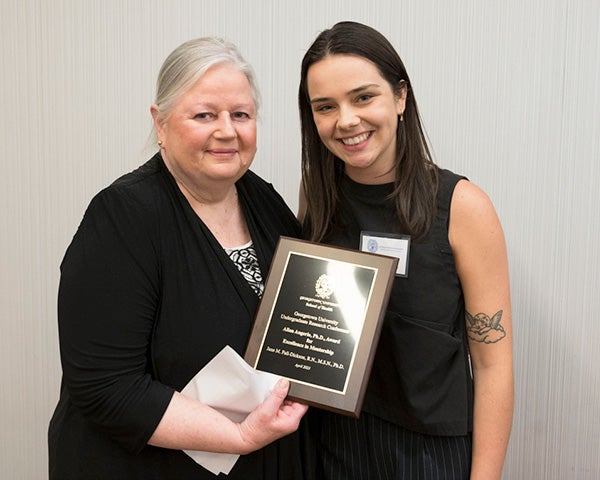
[307, 54, 406, 184]
[153, 62, 257, 194]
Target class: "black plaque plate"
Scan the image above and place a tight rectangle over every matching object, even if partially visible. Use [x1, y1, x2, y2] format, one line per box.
[244, 237, 398, 417]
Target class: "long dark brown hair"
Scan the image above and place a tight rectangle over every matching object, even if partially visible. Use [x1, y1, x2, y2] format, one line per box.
[299, 21, 439, 242]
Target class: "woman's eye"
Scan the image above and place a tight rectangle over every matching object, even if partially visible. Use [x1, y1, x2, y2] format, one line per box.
[195, 112, 215, 120]
[232, 111, 251, 120]
[314, 104, 333, 113]
[357, 94, 374, 103]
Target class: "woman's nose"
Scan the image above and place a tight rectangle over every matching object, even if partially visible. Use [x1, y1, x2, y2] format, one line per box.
[214, 112, 236, 138]
[337, 106, 360, 129]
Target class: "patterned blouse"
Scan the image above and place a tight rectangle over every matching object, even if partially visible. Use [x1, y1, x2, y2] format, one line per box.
[225, 241, 264, 297]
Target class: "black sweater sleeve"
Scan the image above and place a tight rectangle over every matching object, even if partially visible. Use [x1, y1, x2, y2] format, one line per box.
[57, 185, 174, 453]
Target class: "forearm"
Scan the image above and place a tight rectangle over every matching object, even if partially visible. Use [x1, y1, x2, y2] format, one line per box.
[148, 379, 307, 455]
[148, 391, 248, 454]
[470, 366, 514, 479]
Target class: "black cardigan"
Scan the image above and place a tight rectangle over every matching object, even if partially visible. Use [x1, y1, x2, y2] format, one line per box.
[48, 154, 304, 479]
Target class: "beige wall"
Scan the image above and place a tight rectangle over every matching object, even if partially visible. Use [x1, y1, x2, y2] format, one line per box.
[1, 0, 599, 478]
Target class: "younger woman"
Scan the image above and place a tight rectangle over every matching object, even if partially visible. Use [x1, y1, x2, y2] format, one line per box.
[298, 21, 513, 479]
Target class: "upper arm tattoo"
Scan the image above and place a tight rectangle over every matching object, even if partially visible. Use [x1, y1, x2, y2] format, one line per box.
[466, 310, 507, 343]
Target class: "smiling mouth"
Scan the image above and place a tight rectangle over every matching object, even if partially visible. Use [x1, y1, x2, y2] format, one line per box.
[208, 149, 237, 156]
[339, 132, 371, 146]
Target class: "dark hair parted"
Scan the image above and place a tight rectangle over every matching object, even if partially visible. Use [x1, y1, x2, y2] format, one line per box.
[298, 21, 439, 242]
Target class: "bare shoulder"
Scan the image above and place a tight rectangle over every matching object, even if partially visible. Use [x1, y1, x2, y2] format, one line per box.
[452, 179, 498, 220]
[449, 179, 503, 245]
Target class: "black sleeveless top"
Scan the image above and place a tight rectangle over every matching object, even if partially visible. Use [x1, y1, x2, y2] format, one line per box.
[324, 169, 473, 435]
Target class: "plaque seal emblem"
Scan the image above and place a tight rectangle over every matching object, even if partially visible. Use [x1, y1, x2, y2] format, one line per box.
[315, 274, 334, 299]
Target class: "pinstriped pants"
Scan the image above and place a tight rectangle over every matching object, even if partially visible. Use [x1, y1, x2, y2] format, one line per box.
[308, 411, 472, 480]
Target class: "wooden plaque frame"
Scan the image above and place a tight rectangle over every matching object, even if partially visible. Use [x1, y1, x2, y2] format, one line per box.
[244, 237, 397, 417]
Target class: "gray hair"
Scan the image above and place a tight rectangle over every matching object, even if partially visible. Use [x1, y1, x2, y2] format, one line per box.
[152, 37, 260, 129]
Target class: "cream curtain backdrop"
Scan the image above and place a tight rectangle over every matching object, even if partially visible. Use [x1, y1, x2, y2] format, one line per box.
[1, 0, 599, 478]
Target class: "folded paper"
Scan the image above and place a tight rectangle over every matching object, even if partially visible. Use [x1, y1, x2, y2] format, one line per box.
[181, 345, 281, 475]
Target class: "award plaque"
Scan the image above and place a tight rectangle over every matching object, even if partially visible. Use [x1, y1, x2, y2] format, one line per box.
[244, 237, 398, 417]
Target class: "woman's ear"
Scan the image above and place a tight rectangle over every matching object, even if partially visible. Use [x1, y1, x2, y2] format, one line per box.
[150, 104, 164, 141]
[395, 82, 408, 116]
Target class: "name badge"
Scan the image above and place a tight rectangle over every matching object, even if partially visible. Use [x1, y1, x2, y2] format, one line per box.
[360, 231, 410, 277]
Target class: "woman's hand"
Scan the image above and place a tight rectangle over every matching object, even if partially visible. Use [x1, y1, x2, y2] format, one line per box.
[236, 378, 309, 454]
[149, 377, 307, 454]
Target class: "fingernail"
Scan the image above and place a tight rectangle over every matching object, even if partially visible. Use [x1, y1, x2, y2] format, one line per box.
[277, 378, 289, 389]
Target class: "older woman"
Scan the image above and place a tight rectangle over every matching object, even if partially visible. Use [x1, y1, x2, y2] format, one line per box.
[48, 37, 307, 479]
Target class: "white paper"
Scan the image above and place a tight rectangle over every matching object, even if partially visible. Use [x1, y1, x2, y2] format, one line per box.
[180, 345, 281, 475]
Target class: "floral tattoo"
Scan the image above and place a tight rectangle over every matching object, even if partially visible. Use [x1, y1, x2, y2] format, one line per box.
[466, 310, 506, 344]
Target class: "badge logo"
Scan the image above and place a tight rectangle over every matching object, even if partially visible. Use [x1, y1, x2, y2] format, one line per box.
[367, 238, 378, 253]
